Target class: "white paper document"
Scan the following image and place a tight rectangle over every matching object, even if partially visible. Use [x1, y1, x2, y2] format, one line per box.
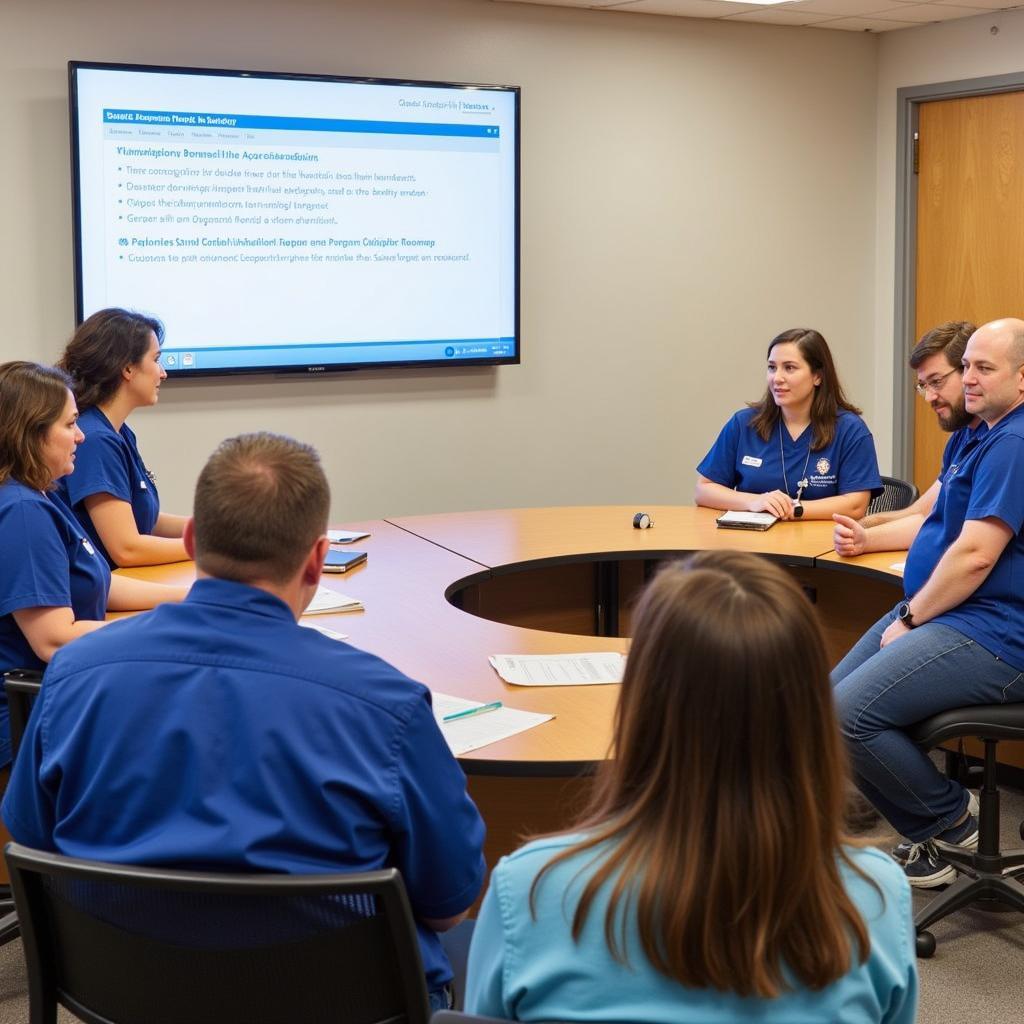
[302, 585, 363, 615]
[489, 653, 625, 687]
[431, 692, 553, 756]
[328, 529, 371, 544]
[890, 562, 906, 573]
[299, 621, 349, 641]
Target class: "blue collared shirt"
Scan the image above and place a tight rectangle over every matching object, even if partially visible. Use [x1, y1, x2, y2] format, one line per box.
[904, 404, 1024, 668]
[698, 409, 882, 501]
[2, 577, 486, 991]
[56, 406, 161, 568]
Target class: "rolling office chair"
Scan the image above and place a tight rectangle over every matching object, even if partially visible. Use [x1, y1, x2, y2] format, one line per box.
[0, 669, 43, 945]
[867, 476, 919, 517]
[6, 847, 431, 1024]
[908, 703, 1024, 958]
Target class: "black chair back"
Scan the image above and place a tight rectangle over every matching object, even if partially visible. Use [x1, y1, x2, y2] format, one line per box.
[3, 671, 43, 761]
[6, 843, 430, 1024]
[867, 476, 919, 516]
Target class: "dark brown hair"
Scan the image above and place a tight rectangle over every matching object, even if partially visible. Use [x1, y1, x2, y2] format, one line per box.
[532, 551, 872, 998]
[748, 328, 862, 450]
[0, 362, 75, 491]
[909, 321, 976, 371]
[58, 308, 163, 409]
[193, 432, 329, 585]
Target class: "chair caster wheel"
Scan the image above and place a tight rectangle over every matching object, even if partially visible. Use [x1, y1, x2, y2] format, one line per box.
[915, 930, 936, 959]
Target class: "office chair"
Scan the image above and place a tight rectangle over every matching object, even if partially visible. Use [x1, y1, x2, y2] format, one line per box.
[867, 476, 919, 517]
[908, 704, 1024, 957]
[0, 669, 43, 944]
[4, 669, 42, 763]
[432, 1014, 511, 1024]
[5, 845, 431, 1024]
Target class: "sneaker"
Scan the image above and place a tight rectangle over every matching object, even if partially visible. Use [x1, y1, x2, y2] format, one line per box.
[901, 840, 957, 888]
[892, 791, 979, 865]
[893, 811, 979, 888]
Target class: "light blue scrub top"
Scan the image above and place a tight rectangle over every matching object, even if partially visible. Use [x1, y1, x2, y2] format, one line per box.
[466, 833, 917, 1024]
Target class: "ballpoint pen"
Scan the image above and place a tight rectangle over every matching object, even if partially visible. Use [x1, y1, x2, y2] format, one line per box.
[443, 701, 503, 723]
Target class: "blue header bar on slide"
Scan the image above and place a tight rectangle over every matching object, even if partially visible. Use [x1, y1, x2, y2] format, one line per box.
[103, 109, 500, 138]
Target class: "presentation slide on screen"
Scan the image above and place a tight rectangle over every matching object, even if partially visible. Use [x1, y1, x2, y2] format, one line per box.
[73, 68, 518, 372]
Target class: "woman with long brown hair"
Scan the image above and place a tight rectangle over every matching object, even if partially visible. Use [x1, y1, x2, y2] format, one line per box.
[696, 328, 881, 520]
[465, 551, 916, 1023]
[0, 361, 186, 768]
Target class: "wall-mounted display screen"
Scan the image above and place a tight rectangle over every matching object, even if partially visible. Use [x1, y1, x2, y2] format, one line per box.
[70, 62, 520, 376]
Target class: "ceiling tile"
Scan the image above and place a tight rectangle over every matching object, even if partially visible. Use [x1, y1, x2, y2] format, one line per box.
[722, 7, 841, 20]
[871, 2, 991, 17]
[615, 0, 766, 15]
[793, 0, 917, 15]
[811, 13, 921, 24]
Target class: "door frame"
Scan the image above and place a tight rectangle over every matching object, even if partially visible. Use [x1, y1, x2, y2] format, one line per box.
[894, 71, 1024, 479]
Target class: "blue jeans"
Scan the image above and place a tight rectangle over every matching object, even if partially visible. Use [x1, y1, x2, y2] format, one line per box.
[832, 605, 1024, 842]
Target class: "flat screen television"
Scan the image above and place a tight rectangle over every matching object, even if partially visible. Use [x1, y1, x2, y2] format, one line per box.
[69, 62, 520, 377]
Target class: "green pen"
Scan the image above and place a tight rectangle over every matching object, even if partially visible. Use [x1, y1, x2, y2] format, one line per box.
[443, 701, 503, 723]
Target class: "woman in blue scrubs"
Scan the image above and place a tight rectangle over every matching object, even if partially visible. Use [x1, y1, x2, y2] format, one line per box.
[0, 361, 186, 767]
[57, 308, 187, 567]
[696, 329, 881, 520]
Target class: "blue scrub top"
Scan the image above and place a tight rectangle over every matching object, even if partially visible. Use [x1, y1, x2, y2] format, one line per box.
[56, 406, 161, 568]
[466, 833, 916, 1024]
[0, 479, 111, 766]
[697, 409, 883, 501]
[937, 422, 987, 482]
[904, 404, 1024, 670]
[2, 577, 486, 994]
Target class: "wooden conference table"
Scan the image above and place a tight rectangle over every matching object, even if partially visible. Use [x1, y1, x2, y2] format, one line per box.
[117, 505, 924, 867]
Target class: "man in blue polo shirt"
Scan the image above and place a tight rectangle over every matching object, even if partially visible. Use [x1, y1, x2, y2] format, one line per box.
[831, 318, 1024, 887]
[852, 320, 979, 533]
[2, 432, 486, 1008]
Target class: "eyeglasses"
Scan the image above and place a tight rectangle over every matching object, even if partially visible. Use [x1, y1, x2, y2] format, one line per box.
[914, 367, 959, 397]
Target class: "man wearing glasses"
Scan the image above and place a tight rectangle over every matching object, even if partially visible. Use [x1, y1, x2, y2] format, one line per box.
[831, 317, 1024, 886]
[841, 321, 980, 540]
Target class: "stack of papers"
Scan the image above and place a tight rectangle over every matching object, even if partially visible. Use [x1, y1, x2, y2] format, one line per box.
[302, 585, 363, 615]
[489, 653, 625, 686]
[432, 692, 553, 756]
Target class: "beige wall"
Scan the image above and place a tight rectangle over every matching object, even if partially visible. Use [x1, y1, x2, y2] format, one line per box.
[0, 0, 879, 519]
[874, 8, 1024, 465]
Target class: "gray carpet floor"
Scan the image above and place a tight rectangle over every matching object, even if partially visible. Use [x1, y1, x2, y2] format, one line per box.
[0, 790, 1021, 1023]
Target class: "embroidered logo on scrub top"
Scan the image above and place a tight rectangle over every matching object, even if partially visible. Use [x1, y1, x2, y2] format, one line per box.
[816, 458, 831, 475]
[742, 456, 763, 467]
[82, 539, 96, 556]
[139, 479, 148, 490]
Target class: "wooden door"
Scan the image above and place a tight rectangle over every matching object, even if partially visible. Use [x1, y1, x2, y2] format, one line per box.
[913, 91, 1024, 494]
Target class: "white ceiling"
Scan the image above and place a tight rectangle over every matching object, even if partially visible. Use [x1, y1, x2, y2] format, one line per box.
[495, 0, 1024, 32]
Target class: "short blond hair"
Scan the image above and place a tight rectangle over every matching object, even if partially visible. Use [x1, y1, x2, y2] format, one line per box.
[193, 433, 329, 584]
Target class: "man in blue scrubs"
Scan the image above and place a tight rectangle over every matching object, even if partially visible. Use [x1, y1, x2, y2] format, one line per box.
[852, 320, 979, 534]
[831, 318, 1024, 887]
[2, 432, 486, 1007]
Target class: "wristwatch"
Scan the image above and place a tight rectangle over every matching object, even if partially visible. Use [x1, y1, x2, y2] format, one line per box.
[793, 501, 804, 519]
[897, 601, 916, 628]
